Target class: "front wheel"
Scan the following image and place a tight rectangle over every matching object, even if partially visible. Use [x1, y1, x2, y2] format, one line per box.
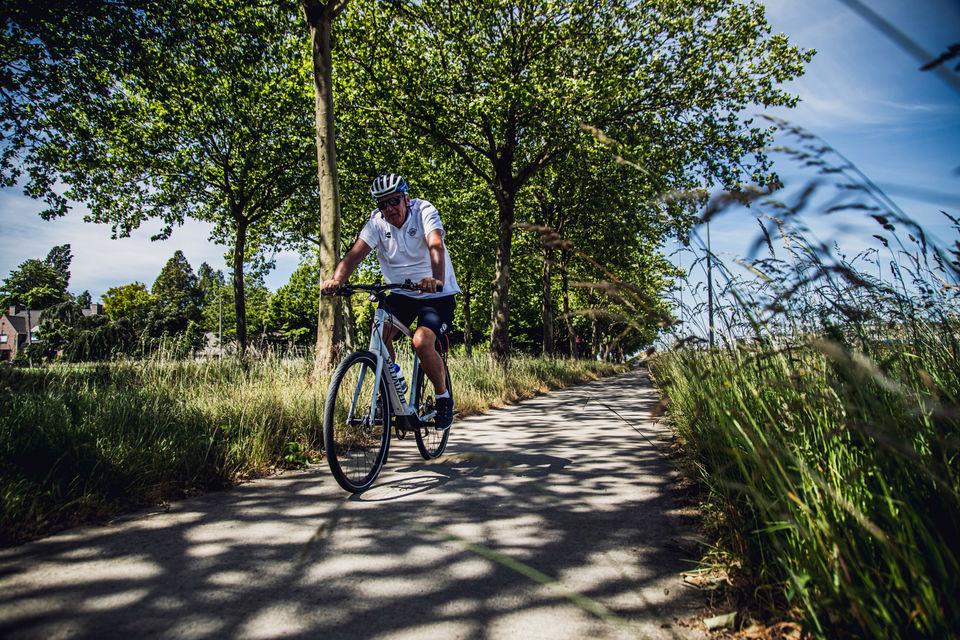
[415, 366, 452, 460]
[323, 351, 391, 492]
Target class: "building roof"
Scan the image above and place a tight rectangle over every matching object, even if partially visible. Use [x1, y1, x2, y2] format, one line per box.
[2, 309, 44, 334]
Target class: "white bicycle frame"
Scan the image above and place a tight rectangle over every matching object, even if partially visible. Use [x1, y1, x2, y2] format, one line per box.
[355, 303, 437, 428]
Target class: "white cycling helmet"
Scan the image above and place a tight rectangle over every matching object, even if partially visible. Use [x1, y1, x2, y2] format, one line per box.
[370, 173, 409, 200]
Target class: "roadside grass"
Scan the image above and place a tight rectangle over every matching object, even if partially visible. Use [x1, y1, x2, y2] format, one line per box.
[0, 352, 624, 546]
[644, 122, 960, 638]
[651, 324, 960, 638]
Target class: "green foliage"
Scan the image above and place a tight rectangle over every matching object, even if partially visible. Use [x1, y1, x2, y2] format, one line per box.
[0, 1, 180, 199]
[336, 0, 812, 359]
[268, 260, 321, 345]
[148, 250, 203, 336]
[102, 283, 156, 330]
[23, 0, 316, 354]
[43, 244, 72, 286]
[205, 274, 273, 345]
[0, 259, 70, 309]
[36, 301, 117, 361]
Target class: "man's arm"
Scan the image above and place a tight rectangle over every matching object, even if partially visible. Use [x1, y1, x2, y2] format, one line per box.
[321, 240, 373, 293]
[418, 229, 446, 293]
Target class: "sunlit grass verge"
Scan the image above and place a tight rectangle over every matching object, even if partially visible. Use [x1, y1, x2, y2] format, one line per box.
[0, 352, 624, 545]
[650, 296, 960, 638]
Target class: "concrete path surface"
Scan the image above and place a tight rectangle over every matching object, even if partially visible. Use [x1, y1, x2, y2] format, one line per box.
[0, 369, 708, 640]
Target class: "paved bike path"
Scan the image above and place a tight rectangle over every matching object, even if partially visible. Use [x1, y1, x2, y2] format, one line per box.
[0, 369, 708, 639]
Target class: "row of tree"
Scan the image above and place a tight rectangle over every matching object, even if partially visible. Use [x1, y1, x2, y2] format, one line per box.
[2, 241, 643, 362]
[2, 0, 813, 363]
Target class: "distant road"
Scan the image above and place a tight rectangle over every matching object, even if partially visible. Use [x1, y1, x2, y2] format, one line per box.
[0, 369, 707, 640]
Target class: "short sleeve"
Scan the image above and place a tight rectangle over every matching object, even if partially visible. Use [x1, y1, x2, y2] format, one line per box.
[358, 211, 380, 250]
[419, 200, 444, 238]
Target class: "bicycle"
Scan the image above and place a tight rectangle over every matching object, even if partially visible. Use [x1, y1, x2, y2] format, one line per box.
[321, 281, 453, 492]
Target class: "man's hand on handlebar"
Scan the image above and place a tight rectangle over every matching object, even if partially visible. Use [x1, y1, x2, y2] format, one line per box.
[321, 279, 441, 296]
[321, 278, 344, 295]
[416, 277, 443, 294]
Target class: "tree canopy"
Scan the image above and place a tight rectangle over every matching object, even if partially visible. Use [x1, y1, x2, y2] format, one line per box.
[4, 0, 814, 362]
[338, 0, 813, 359]
[0, 244, 74, 309]
[16, 0, 318, 355]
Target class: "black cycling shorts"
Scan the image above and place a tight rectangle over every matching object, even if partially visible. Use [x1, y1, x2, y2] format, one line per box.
[384, 293, 455, 337]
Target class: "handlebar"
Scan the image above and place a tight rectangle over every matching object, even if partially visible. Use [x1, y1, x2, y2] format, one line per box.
[322, 280, 442, 297]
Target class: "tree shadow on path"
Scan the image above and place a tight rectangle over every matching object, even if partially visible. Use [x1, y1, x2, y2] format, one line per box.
[0, 369, 708, 640]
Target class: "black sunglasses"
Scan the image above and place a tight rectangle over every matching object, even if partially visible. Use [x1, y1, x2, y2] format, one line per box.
[377, 195, 404, 209]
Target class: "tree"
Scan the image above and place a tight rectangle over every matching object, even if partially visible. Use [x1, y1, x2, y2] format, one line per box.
[36, 300, 135, 362]
[197, 262, 227, 333]
[301, 0, 350, 371]
[1, 1, 182, 204]
[210, 273, 273, 346]
[76, 290, 92, 308]
[269, 260, 321, 344]
[102, 283, 156, 331]
[22, 1, 318, 356]
[43, 244, 72, 287]
[341, 0, 812, 360]
[150, 250, 202, 335]
[0, 259, 69, 309]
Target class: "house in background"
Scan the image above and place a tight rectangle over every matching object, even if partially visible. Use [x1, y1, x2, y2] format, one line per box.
[0, 306, 43, 362]
[0, 304, 104, 362]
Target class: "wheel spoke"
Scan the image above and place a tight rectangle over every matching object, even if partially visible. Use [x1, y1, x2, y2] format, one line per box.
[323, 352, 390, 492]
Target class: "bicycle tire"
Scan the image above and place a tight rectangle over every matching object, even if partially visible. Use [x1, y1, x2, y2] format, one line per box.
[323, 350, 391, 492]
[414, 366, 452, 460]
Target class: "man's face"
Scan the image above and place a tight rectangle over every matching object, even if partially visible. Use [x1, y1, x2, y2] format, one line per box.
[377, 193, 408, 228]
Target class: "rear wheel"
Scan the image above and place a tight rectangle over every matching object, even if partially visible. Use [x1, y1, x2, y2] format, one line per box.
[415, 366, 452, 460]
[323, 351, 390, 492]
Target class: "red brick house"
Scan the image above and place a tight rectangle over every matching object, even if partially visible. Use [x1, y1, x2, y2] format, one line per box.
[0, 306, 43, 362]
[0, 304, 104, 362]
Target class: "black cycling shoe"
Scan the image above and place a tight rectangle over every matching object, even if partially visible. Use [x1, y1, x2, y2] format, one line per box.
[435, 396, 453, 431]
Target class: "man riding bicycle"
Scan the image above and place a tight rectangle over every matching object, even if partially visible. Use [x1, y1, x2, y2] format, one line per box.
[322, 173, 460, 430]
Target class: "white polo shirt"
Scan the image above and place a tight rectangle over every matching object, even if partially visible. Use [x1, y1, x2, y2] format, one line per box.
[358, 198, 461, 299]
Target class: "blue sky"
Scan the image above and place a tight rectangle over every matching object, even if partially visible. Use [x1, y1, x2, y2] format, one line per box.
[1, 0, 958, 305]
[679, 0, 960, 282]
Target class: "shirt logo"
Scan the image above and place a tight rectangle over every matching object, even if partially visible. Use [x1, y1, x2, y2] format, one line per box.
[385, 231, 392, 239]
[408, 226, 418, 237]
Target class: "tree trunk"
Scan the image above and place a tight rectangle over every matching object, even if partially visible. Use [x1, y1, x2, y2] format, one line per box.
[589, 292, 599, 359]
[233, 216, 248, 356]
[542, 244, 554, 357]
[490, 190, 515, 361]
[343, 295, 356, 352]
[304, 1, 344, 373]
[560, 249, 576, 358]
[462, 269, 473, 357]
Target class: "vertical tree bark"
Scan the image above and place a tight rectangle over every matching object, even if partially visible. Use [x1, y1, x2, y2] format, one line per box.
[232, 214, 248, 356]
[542, 243, 554, 356]
[462, 269, 473, 357]
[560, 249, 576, 358]
[489, 190, 514, 362]
[303, 0, 346, 373]
[589, 291, 599, 359]
[343, 295, 356, 352]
